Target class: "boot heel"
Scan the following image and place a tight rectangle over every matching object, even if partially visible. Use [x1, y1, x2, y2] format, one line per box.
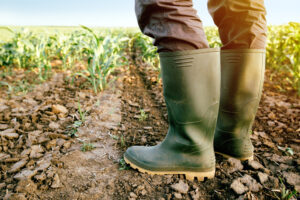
[185, 170, 215, 181]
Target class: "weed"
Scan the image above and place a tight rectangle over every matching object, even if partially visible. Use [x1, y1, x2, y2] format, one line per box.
[138, 109, 148, 121]
[81, 142, 95, 152]
[120, 135, 126, 147]
[274, 177, 298, 200]
[108, 132, 119, 140]
[77, 101, 87, 122]
[118, 158, 130, 170]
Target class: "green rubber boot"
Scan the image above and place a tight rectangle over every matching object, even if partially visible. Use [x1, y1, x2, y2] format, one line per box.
[214, 49, 265, 161]
[124, 48, 220, 181]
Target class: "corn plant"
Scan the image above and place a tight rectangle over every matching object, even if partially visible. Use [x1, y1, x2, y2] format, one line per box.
[267, 22, 300, 95]
[73, 25, 125, 93]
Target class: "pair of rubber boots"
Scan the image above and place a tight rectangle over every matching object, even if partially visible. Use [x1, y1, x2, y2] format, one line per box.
[124, 48, 265, 181]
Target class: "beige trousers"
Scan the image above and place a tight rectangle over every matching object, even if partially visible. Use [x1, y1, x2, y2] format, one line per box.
[135, 0, 267, 52]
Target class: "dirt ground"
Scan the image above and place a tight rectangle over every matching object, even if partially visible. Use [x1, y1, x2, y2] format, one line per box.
[0, 54, 299, 199]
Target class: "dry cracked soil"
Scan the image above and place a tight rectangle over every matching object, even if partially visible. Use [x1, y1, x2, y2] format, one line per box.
[0, 54, 299, 200]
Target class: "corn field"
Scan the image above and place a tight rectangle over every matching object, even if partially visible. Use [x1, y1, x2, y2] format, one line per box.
[0, 22, 299, 95]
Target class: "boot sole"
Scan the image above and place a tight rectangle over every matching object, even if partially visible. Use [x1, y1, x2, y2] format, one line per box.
[124, 156, 215, 181]
[215, 151, 253, 161]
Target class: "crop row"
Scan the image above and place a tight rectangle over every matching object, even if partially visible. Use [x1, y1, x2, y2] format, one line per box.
[0, 23, 299, 95]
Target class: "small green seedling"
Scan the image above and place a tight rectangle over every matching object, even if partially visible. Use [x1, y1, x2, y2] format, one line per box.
[78, 101, 87, 122]
[277, 146, 294, 156]
[119, 158, 130, 170]
[138, 109, 148, 121]
[274, 177, 298, 200]
[81, 142, 95, 152]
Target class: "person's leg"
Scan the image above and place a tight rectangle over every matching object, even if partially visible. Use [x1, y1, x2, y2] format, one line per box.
[208, 0, 267, 49]
[208, 0, 267, 160]
[135, 0, 209, 52]
[124, 0, 221, 181]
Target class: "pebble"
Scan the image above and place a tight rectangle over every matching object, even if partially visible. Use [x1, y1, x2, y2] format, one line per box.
[248, 160, 264, 170]
[52, 104, 68, 114]
[141, 189, 147, 196]
[173, 192, 182, 199]
[129, 192, 138, 198]
[30, 145, 44, 158]
[171, 180, 189, 194]
[257, 172, 268, 184]
[8, 159, 28, 173]
[36, 159, 51, 171]
[231, 175, 262, 195]
[51, 173, 61, 188]
[49, 122, 60, 129]
[0, 132, 19, 139]
[0, 124, 9, 130]
[227, 158, 243, 173]
[0, 153, 10, 162]
[0, 183, 6, 189]
[231, 179, 248, 195]
[34, 173, 47, 181]
[14, 169, 37, 181]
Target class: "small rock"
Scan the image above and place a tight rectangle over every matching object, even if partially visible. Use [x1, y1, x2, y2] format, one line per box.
[227, 158, 244, 173]
[257, 172, 268, 184]
[267, 121, 275, 127]
[248, 160, 264, 170]
[51, 173, 61, 188]
[231, 179, 248, 195]
[37, 135, 50, 144]
[0, 182, 6, 189]
[0, 104, 9, 112]
[6, 184, 14, 189]
[56, 138, 66, 147]
[63, 141, 71, 149]
[20, 148, 31, 157]
[8, 159, 28, 173]
[240, 174, 262, 192]
[14, 169, 37, 181]
[264, 140, 276, 148]
[36, 159, 51, 171]
[231, 175, 263, 194]
[4, 157, 20, 162]
[283, 172, 300, 192]
[129, 192, 138, 198]
[52, 104, 68, 114]
[46, 139, 57, 150]
[0, 153, 10, 162]
[30, 145, 44, 158]
[0, 124, 9, 130]
[49, 122, 60, 129]
[173, 192, 182, 199]
[34, 173, 47, 181]
[256, 131, 269, 139]
[171, 180, 189, 194]
[26, 130, 42, 146]
[141, 189, 147, 196]
[190, 190, 200, 200]
[143, 126, 152, 130]
[279, 163, 292, 170]
[0, 131, 19, 139]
